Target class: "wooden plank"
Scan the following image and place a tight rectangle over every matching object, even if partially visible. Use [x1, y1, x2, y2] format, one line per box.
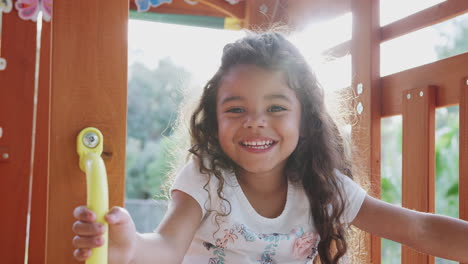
[461, 76, 468, 264]
[460, 77, 468, 263]
[350, 0, 381, 263]
[381, 52, 468, 117]
[285, 0, 350, 30]
[46, 0, 128, 263]
[0, 11, 36, 264]
[27, 21, 51, 264]
[321, 40, 351, 59]
[401, 86, 436, 264]
[381, 0, 468, 42]
[129, 0, 245, 19]
[243, 0, 287, 30]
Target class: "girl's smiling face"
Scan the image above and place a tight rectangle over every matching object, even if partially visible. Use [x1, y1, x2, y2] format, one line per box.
[216, 64, 302, 176]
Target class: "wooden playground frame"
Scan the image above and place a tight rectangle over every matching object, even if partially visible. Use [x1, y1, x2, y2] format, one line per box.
[0, 0, 467, 263]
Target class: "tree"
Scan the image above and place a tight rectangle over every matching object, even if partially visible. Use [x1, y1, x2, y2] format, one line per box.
[434, 17, 468, 59]
[126, 59, 191, 199]
[127, 59, 189, 144]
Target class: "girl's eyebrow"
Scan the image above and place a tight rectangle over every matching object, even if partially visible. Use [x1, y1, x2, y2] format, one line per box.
[220, 96, 244, 105]
[264, 94, 293, 103]
[220, 94, 293, 105]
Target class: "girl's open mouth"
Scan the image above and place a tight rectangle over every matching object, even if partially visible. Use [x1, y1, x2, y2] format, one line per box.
[239, 140, 277, 151]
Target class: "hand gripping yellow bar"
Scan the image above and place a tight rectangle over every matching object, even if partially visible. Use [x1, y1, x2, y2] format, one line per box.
[77, 127, 109, 264]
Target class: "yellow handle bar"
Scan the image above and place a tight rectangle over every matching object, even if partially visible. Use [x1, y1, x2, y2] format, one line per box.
[77, 127, 109, 264]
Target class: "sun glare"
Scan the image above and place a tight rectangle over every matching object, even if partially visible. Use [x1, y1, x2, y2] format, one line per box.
[128, 19, 245, 84]
[288, 13, 353, 92]
[289, 12, 352, 60]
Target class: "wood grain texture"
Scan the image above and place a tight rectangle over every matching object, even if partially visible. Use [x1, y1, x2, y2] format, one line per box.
[401, 86, 436, 264]
[129, 0, 245, 19]
[350, 0, 381, 263]
[460, 77, 468, 264]
[381, 52, 468, 117]
[46, 0, 128, 263]
[28, 21, 51, 264]
[0, 11, 36, 264]
[381, 0, 468, 42]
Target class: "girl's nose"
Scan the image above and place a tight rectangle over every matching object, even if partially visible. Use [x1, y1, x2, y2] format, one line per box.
[243, 115, 266, 128]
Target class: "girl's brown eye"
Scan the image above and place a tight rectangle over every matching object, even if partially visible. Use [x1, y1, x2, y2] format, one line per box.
[226, 108, 244, 113]
[268, 105, 287, 112]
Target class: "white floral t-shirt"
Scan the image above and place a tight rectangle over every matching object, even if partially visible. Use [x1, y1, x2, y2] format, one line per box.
[171, 159, 366, 264]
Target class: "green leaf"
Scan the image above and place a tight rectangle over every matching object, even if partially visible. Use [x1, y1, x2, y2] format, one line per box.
[446, 183, 459, 197]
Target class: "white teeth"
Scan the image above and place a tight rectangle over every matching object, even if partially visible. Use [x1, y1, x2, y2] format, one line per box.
[241, 140, 275, 148]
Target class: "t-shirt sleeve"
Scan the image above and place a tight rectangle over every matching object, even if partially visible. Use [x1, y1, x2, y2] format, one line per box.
[335, 169, 367, 224]
[170, 158, 210, 218]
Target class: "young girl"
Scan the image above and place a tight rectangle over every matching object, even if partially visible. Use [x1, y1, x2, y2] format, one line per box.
[72, 32, 468, 264]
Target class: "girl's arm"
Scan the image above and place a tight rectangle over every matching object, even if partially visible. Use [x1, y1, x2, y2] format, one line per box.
[131, 190, 202, 264]
[72, 190, 201, 263]
[351, 195, 468, 262]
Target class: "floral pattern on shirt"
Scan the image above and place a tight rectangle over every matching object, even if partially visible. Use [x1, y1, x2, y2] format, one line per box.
[203, 224, 320, 264]
[292, 232, 320, 260]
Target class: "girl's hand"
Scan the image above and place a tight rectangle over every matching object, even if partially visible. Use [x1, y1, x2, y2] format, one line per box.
[72, 206, 138, 264]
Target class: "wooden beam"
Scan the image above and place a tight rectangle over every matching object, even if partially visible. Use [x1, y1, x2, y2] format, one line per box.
[350, 0, 381, 263]
[401, 86, 436, 264]
[46, 0, 128, 262]
[305, 2, 467, 62]
[129, 0, 245, 19]
[27, 21, 51, 264]
[321, 40, 351, 59]
[0, 11, 36, 264]
[381, 52, 468, 117]
[460, 77, 468, 245]
[381, 0, 468, 43]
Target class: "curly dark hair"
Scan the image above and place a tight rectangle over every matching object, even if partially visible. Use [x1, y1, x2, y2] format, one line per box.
[188, 31, 355, 264]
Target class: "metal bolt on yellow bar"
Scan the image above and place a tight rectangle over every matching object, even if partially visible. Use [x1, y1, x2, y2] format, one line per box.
[77, 127, 109, 264]
[224, 17, 243, 30]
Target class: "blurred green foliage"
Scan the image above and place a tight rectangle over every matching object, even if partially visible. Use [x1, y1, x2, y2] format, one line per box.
[125, 59, 190, 199]
[435, 18, 468, 59]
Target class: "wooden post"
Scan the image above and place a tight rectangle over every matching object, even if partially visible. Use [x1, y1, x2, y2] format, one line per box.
[0, 10, 37, 264]
[401, 86, 436, 264]
[27, 21, 51, 263]
[46, 0, 128, 262]
[351, 0, 381, 263]
[460, 77, 468, 264]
